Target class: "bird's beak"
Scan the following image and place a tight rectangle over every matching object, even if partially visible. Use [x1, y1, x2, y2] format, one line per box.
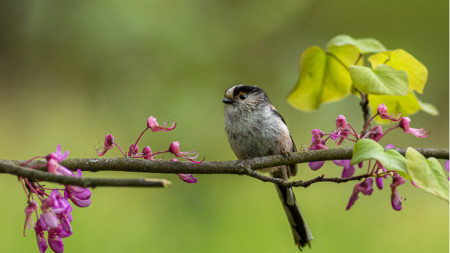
[222, 97, 233, 104]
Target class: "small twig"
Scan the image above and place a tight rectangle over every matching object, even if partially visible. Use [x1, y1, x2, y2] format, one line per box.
[241, 168, 371, 188]
[0, 160, 170, 188]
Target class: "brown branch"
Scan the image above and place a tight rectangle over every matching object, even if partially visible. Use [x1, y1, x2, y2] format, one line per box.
[239, 166, 371, 187]
[0, 147, 447, 188]
[63, 147, 448, 173]
[359, 92, 371, 133]
[0, 160, 170, 188]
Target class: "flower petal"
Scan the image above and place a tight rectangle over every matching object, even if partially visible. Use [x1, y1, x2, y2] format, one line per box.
[73, 189, 92, 200]
[308, 161, 325, 171]
[48, 231, 64, 253]
[69, 196, 92, 208]
[341, 164, 355, 178]
[59, 217, 72, 235]
[346, 192, 359, 211]
[177, 174, 198, 183]
[40, 213, 59, 230]
[147, 116, 176, 132]
[35, 225, 48, 253]
[376, 177, 384, 190]
[377, 103, 401, 121]
[391, 189, 403, 211]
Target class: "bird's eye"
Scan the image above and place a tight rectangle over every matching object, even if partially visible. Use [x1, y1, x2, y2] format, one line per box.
[239, 93, 247, 100]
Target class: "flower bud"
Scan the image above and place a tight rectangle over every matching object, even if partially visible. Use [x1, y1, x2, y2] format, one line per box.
[336, 115, 348, 129]
[104, 134, 115, 150]
[377, 103, 401, 121]
[370, 126, 383, 142]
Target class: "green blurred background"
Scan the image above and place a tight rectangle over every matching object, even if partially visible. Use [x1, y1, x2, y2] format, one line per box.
[0, 0, 448, 252]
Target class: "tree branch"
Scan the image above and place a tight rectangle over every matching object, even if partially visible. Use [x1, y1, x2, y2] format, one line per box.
[1, 147, 448, 188]
[64, 147, 449, 173]
[0, 160, 170, 188]
[359, 91, 371, 133]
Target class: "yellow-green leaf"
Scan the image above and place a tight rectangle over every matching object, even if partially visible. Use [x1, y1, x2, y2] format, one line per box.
[406, 148, 449, 202]
[369, 49, 428, 94]
[349, 64, 409, 96]
[287, 45, 361, 111]
[327, 34, 387, 54]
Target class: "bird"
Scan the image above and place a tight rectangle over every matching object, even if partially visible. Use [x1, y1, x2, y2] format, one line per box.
[223, 84, 313, 250]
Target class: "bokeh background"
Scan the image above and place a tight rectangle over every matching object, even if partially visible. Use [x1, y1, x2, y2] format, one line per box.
[0, 1, 448, 252]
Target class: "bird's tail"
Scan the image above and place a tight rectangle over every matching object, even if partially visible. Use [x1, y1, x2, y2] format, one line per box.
[274, 184, 313, 251]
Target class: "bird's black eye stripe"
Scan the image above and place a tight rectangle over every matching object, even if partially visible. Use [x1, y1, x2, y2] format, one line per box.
[239, 93, 247, 99]
[233, 85, 261, 97]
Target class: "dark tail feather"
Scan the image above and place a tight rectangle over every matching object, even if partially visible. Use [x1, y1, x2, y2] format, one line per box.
[274, 184, 313, 251]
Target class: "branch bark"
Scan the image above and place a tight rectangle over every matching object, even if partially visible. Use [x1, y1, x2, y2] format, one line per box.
[359, 92, 371, 134]
[0, 147, 448, 188]
[0, 160, 170, 188]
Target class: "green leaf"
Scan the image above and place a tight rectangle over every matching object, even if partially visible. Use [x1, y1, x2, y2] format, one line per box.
[417, 98, 439, 116]
[327, 34, 387, 54]
[349, 64, 409, 96]
[350, 139, 410, 179]
[369, 49, 428, 94]
[287, 44, 361, 111]
[368, 92, 438, 123]
[406, 148, 449, 202]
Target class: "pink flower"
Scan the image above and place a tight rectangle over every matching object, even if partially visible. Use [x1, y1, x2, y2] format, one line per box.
[128, 144, 139, 157]
[331, 115, 351, 145]
[64, 170, 92, 208]
[308, 142, 327, 171]
[369, 126, 383, 142]
[330, 129, 349, 145]
[40, 212, 59, 231]
[336, 115, 348, 129]
[97, 134, 115, 156]
[169, 141, 205, 164]
[22, 145, 92, 253]
[346, 178, 374, 210]
[333, 160, 355, 178]
[391, 190, 403, 211]
[47, 158, 75, 176]
[311, 129, 324, 143]
[177, 174, 198, 183]
[147, 116, 176, 132]
[142, 146, 153, 160]
[385, 144, 395, 149]
[375, 162, 388, 190]
[377, 104, 401, 121]
[308, 129, 328, 170]
[65, 187, 92, 208]
[48, 227, 64, 253]
[24, 201, 38, 236]
[390, 174, 405, 211]
[45, 145, 69, 164]
[34, 220, 48, 253]
[399, 117, 429, 138]
[169, 159, 198, 183]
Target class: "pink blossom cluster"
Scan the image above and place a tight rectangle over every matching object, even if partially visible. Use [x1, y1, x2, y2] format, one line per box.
[21, 145, 92, 253]
[96, 116, 204, 183]
[306, 104, 431, 211]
